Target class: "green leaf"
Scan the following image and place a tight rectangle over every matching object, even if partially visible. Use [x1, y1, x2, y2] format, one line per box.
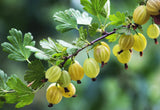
[80, 0, 108, 17]
[57, 40, 79, 55]
[57, 40, 79, 49]
[89, 23, 99, 36]
[26, 38, 64, 60]
[53, 8, 92, 32]
[0, 97, 5, 108]
[1, 28, 35, 61]
[116, 27, 131, 35]
[104, 0, 110, 18]
[0, 70, 8, 91]
[24, 60, 45, 90]
[5, 75, 34, 108]
[105, 33, 119, 42]
[79, 26, 87, 40]
[0, 70, 9, 108]
[109, 12, 126, 26]
[25, 46, 50, 60]
[66, 48, 79, 55]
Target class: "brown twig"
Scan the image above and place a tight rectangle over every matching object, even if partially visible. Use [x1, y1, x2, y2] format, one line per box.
[60, 30, 116, 67]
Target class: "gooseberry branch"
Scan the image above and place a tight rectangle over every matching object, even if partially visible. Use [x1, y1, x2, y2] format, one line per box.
[60, 30, 116, 67]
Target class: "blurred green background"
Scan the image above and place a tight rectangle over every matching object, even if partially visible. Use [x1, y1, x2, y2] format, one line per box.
[1, 0, 160, 110]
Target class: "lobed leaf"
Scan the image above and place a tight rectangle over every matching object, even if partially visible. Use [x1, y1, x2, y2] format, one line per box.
[109, 12, 126, 26]
[1, 28, 35, 61]
[105, 33, 119, 42]
[5, 75, 34, 108]
[0, 70, 8, 91]
[80, 0, 109, 18]
[53, 8, 92, 32]
[89, 23, 99, 36]
[26, 38, 65, 60]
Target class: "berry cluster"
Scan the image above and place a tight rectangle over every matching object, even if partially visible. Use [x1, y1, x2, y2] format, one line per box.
[45, 0, 160, 107]
[45, 41, 111, 107]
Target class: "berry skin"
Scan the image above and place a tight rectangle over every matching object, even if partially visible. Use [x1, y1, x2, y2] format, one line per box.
[117, 50, 131, 69]
[57, 70, 71, 87]
[59, 83, 76, 98]
[119, 34, 135, 51]
[147, 24, 160, 44]
[68, 61, 84, 84]
[83, 58, 100, 81]
[100, 41, 111, 53]
[112, 44, 121, 56]
[45, 65, 61, 83]
[133, 5, 150, 25]
[94, 45, 110, 64]
[46, 83, 63, 107]
[147, 24, 160, 39]
[133, 33, 147, 56]
[146, 0, 160, 15]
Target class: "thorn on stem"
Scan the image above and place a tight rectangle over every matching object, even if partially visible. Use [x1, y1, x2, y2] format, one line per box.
[27, 81, 35, 87]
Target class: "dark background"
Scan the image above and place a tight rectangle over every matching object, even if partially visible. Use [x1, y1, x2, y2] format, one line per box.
[1, 0, 160, 110]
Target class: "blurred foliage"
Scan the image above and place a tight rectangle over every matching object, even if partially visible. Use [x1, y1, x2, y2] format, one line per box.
[0, 0, 160, 110]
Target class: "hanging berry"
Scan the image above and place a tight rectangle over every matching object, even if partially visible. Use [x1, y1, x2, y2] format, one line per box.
[147, 23, 160, 44]
[133, 5, 150, 25]
[68, 61, 84, 84]
[146, 0, 160, 15]
[118, 34, 135, 52]
[112, 44, 121, 56]
[45, 65, 61, 82]
[94, 45, 110, 67]
[133, 33, 147, 56]
[57, 70, 71, 88]
[46, 83, 63, 107]
[117, 50, 131, 69]
[59, 83, 76, 98]
[83, 58, 100, 81]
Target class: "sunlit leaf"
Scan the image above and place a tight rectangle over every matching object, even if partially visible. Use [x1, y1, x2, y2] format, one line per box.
[53, 8, 92, 32]
[80, 0, 108, 17]
[109, 12, 126, 26]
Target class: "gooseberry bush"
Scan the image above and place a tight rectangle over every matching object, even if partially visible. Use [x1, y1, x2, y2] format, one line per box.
[0, 0, 160, 108]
